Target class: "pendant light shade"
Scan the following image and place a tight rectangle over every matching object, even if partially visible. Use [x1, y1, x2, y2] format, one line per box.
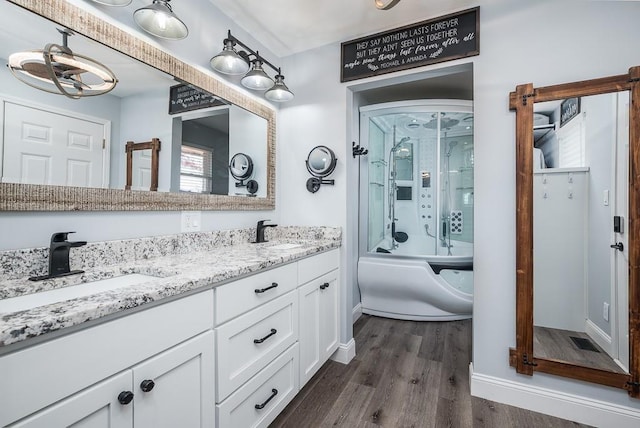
[241, 59, 274, 91]
[87, 0, 132, 5]
[134, 0, 188, 40]
[265, 74, 294, 102]
[7, 29, 117, 99]
[210, 39, 250, 75]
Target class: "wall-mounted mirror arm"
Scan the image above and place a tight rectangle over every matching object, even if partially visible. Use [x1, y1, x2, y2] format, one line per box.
[509, 65, 640, 398]
[305, 145, 337, 194]
[125, 138, 160, 191]
[229, 153, 258, 195]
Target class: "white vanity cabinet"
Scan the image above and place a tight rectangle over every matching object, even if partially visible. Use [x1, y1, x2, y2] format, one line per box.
[298, 250, 340, 387]
[214, 248, 340, 428]
[0, 247, 341, 428]
[0, 291, 215, 428]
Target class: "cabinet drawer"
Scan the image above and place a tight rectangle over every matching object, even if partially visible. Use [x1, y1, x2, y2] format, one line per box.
[216, 291, 298, 401]
[0, 290, 213, 427]
[298, 249, 339, 285]
[216, 344, 299, 428]
[215, 262, 297, 325]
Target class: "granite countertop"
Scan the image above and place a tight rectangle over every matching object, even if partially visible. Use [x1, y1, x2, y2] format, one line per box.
[0, 228, 340, 349]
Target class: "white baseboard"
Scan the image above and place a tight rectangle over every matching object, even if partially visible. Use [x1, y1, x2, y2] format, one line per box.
[330, 339, 356, 365]
[469, 363, 640, 427]
[585, 318, 612, 355]
[353, 303, 363, 323]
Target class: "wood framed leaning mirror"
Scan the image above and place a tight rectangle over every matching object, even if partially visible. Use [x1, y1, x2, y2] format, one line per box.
[509, 66, 640, 397]
[125, 139, 160, 192]
[0, 0, 275, 211]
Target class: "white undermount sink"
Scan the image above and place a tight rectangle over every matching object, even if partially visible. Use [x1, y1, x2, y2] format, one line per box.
[0, 274, 159, 313]
[268, 243, 303, 250]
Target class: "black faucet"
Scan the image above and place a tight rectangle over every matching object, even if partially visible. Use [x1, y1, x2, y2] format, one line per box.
[29, 232, 87, 281]
[256, 220, 277, 243]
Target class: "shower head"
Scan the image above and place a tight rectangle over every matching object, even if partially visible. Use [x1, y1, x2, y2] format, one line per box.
[391, 136, 410, 152]
[445, 141, 458, 156]
[423, 113, 460, 130]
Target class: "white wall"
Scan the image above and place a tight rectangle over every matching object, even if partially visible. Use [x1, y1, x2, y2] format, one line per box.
[0, 0, 281, 251]
[118, 89, 172, 191]
[584, 94, 617, 336]
[228, 106, 268, 197]
[278, 0, 640, 423]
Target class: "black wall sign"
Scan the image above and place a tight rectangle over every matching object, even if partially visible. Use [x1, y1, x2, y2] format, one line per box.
[169, 83, 225, 115]
[340, 7, 479, 82]
[560, 97, 580, 128]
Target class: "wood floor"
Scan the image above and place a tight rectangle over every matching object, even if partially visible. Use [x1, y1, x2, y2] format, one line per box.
[271, 315, 590, 428]
[534, 325, 626, 373]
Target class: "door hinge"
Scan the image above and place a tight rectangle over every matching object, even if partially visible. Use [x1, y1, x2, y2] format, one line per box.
[102, 139, 106, 149]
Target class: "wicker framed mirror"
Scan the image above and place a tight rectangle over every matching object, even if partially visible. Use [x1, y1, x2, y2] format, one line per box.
[0, 0, 275, 211]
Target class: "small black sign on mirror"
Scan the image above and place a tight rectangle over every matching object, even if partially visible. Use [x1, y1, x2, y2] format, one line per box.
[560, 97, 580, 127]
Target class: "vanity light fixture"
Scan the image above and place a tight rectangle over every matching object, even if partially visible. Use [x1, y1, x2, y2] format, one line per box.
[7, 28, 117, 99]
[134, 0, 188, 40]
[210, 30, 294, 102]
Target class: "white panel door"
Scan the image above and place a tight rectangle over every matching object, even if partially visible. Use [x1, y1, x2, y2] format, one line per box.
[132, 331, 215, 428]
[319, 272, 340, 360]
[7, 371, 133, 428]
[3, 102, 107, 187]
[298, 279, 321, 387]
[132, 148, 152, 190]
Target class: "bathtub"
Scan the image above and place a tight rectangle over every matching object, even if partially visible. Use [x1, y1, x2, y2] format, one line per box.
[358, 238, 473, 321]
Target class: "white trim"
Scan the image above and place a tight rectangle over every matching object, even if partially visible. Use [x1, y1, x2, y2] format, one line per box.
[469, 364, 640, 428]
[353, 303, 363, 323]
[584, 318, 613, 356]
[330, 339, 356, 365]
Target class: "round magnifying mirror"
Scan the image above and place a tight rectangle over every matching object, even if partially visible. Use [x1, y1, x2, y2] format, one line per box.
[229, 153, 254, 180]
[306, 145, 337, 178]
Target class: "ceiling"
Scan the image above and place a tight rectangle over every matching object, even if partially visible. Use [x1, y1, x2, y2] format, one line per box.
[208, 0, 479, 57]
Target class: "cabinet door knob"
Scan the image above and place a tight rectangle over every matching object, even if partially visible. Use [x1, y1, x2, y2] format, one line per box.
[118, 391, 134, 405]
[320, 282, 330, 290]
[140, 379, 155, 392]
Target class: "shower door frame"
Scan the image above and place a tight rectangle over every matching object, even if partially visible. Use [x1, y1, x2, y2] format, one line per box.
[358, 100, 473, 259]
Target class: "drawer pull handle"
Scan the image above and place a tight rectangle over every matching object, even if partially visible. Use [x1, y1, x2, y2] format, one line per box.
[118, 391, 134, 405]
[140, 379, 155, 392]
[254, 328, 277, 344]
[255, 388, 278, 410]
[255, 282, 278, 294]
[320, 282, 330, 290]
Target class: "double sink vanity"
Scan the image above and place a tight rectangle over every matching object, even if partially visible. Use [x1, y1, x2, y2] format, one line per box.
[0, 226, 342, 427]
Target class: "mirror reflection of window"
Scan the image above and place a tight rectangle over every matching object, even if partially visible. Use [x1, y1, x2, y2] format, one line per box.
[180, 145, 213, 193]
[179, 110, 230, 195]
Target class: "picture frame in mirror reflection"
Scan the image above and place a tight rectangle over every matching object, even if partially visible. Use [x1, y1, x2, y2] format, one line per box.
[509, 66, 640, 397]
[0, 0, 275, 211]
